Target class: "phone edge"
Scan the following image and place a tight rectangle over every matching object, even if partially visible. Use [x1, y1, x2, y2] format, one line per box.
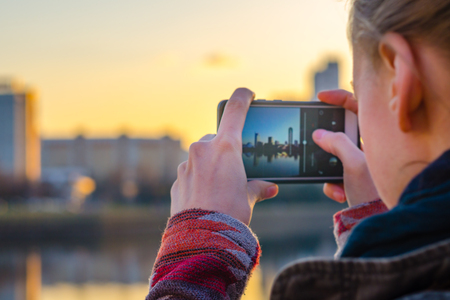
[216, 100, 354, 183]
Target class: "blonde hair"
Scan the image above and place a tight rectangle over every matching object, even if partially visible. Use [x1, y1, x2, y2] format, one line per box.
[349, 0, 450, 60]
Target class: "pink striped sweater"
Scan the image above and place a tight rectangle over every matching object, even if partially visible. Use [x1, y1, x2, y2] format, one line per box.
[146, 199, 388, 299]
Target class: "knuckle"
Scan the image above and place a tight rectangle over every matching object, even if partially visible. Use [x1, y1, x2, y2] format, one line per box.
[170, 180, 178, 196]
[177, 162, 187, 176]
[215, 135, 239, 153]
[355, 156, 368, 172]
[227, 97, 248, 111]
[334, 132, 348, 142]
[346, 153, 366, 173]
[189, 142, 207, 158]
[345, 91, 357, 101]
[328, 132, 348, 154]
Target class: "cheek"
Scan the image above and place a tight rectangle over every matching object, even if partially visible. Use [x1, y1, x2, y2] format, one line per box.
[353, 53, 400, 200]
[359, 96, 382, 158]
[358, 90, 399, 200]
[358, 90, 390, 185]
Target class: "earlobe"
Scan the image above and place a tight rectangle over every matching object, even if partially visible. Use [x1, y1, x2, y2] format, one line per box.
[389, 97, 398, 113]
[395, 54, 423, 132]
[389, 93, 412, 132]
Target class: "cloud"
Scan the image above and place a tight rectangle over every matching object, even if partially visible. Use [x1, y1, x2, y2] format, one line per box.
[202, 52, 239, 69]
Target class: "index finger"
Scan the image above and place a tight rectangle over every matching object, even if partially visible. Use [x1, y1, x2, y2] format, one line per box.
[217, 88, 255, 140]
[317, 89, 358, 114]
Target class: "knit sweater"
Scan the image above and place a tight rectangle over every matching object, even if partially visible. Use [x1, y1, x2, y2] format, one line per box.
[146, 200, 387, 299]
[333, 199, 388, 257]
[146, 209, 261, 300]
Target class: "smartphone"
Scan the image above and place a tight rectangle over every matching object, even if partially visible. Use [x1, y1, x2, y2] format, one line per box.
[217, 100, 359, 183]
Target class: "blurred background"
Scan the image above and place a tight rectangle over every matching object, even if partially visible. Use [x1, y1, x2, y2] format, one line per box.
[0, 0, 353, 299]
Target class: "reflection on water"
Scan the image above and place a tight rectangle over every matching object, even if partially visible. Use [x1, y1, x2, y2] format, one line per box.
[42, 283, 149, 300]
[41, 273, 264, 300]
[243, 153, 299, 178]
[26, 252, 41, 300]
[242, 267, 264, 300]
[0, 206, 339, 300]
[1, 239, 336, 300]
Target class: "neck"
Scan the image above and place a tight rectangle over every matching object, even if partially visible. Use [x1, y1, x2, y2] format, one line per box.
[385, 130, 450, 208]
[387, 161, 430, 208]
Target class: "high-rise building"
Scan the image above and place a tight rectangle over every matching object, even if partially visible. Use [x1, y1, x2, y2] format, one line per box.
[0, 80, 40, 181]
[313, 62, 339, 100]
[288, 127, 293, 155]
[254, 133, 259, 148]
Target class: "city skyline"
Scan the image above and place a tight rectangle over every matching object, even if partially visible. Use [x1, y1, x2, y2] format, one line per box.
[0, 0, 352, 149]
[41, 134, 187, 185]
[242, 107, 300, 147]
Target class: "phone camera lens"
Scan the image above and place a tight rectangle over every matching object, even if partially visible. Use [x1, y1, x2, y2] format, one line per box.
[329, 157, 338, 167]
[319, 110, 324, 116]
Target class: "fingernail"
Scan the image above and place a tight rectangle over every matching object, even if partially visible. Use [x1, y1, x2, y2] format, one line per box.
[266, 185, 278, 198]
[313, 129, 328, 141]
[333, 192, 344, 202]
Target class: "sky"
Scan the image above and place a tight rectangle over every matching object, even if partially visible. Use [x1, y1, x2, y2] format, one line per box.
[242, 107, 300, 146]
[0, 0, 353, 149]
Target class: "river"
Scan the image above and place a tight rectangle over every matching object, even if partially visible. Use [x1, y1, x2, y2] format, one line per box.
[0, 202, 343, 300]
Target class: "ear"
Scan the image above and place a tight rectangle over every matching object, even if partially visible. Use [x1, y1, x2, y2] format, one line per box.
[379, 32, 423, 132]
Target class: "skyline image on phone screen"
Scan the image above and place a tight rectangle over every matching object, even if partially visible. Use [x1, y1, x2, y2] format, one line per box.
[242, 106, 344, 179]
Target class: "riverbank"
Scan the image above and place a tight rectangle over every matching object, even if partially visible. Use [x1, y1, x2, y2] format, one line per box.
[0, 202, 344, 244]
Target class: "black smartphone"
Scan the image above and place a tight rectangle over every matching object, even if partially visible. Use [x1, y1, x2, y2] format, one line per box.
[217, 100, 359, 183]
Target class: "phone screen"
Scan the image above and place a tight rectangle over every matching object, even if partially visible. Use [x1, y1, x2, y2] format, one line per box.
[242, 106, 344, 179]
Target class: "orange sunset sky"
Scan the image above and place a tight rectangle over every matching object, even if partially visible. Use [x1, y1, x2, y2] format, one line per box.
[1, 0, 353, 149]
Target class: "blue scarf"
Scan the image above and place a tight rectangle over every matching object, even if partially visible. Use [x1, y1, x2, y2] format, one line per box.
[341, 149, 450, 258]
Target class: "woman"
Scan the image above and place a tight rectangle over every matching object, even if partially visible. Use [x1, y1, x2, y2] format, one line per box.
[146, 0, 450, 299]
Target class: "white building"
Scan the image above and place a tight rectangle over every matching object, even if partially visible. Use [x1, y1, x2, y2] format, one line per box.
[41, 135, 187, 184]
[313, 62, 339, 100]
[0, 81, 40, 181]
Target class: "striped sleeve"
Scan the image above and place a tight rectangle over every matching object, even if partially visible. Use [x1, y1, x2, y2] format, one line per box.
[146, 208, 261, 300]
[333, 199, 388, 257]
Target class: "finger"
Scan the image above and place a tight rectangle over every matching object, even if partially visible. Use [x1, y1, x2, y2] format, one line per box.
[170, 180, 179, 198]
[198, 134, 216, 142]
[323, 183, 347, 203]
[317, 89, 358, 114]
[312, 129, 363, 166]
[247, 181, 278, 204]
[177, 161, 187, 177]
[217, 88, 255, 141]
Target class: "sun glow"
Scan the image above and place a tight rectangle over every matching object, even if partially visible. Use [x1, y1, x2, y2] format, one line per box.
[1, 0, 352, 151]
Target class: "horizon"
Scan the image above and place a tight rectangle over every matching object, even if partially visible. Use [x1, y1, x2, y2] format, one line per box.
[1, 0, 353, 150]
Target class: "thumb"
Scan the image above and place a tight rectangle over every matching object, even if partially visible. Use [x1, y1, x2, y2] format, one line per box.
[312, 129, 363, 166]
[247, 181, 279, 204]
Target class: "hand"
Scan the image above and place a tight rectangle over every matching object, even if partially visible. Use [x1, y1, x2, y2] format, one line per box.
[312, 90, 379, 207]
[170, 88, 279, 225]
